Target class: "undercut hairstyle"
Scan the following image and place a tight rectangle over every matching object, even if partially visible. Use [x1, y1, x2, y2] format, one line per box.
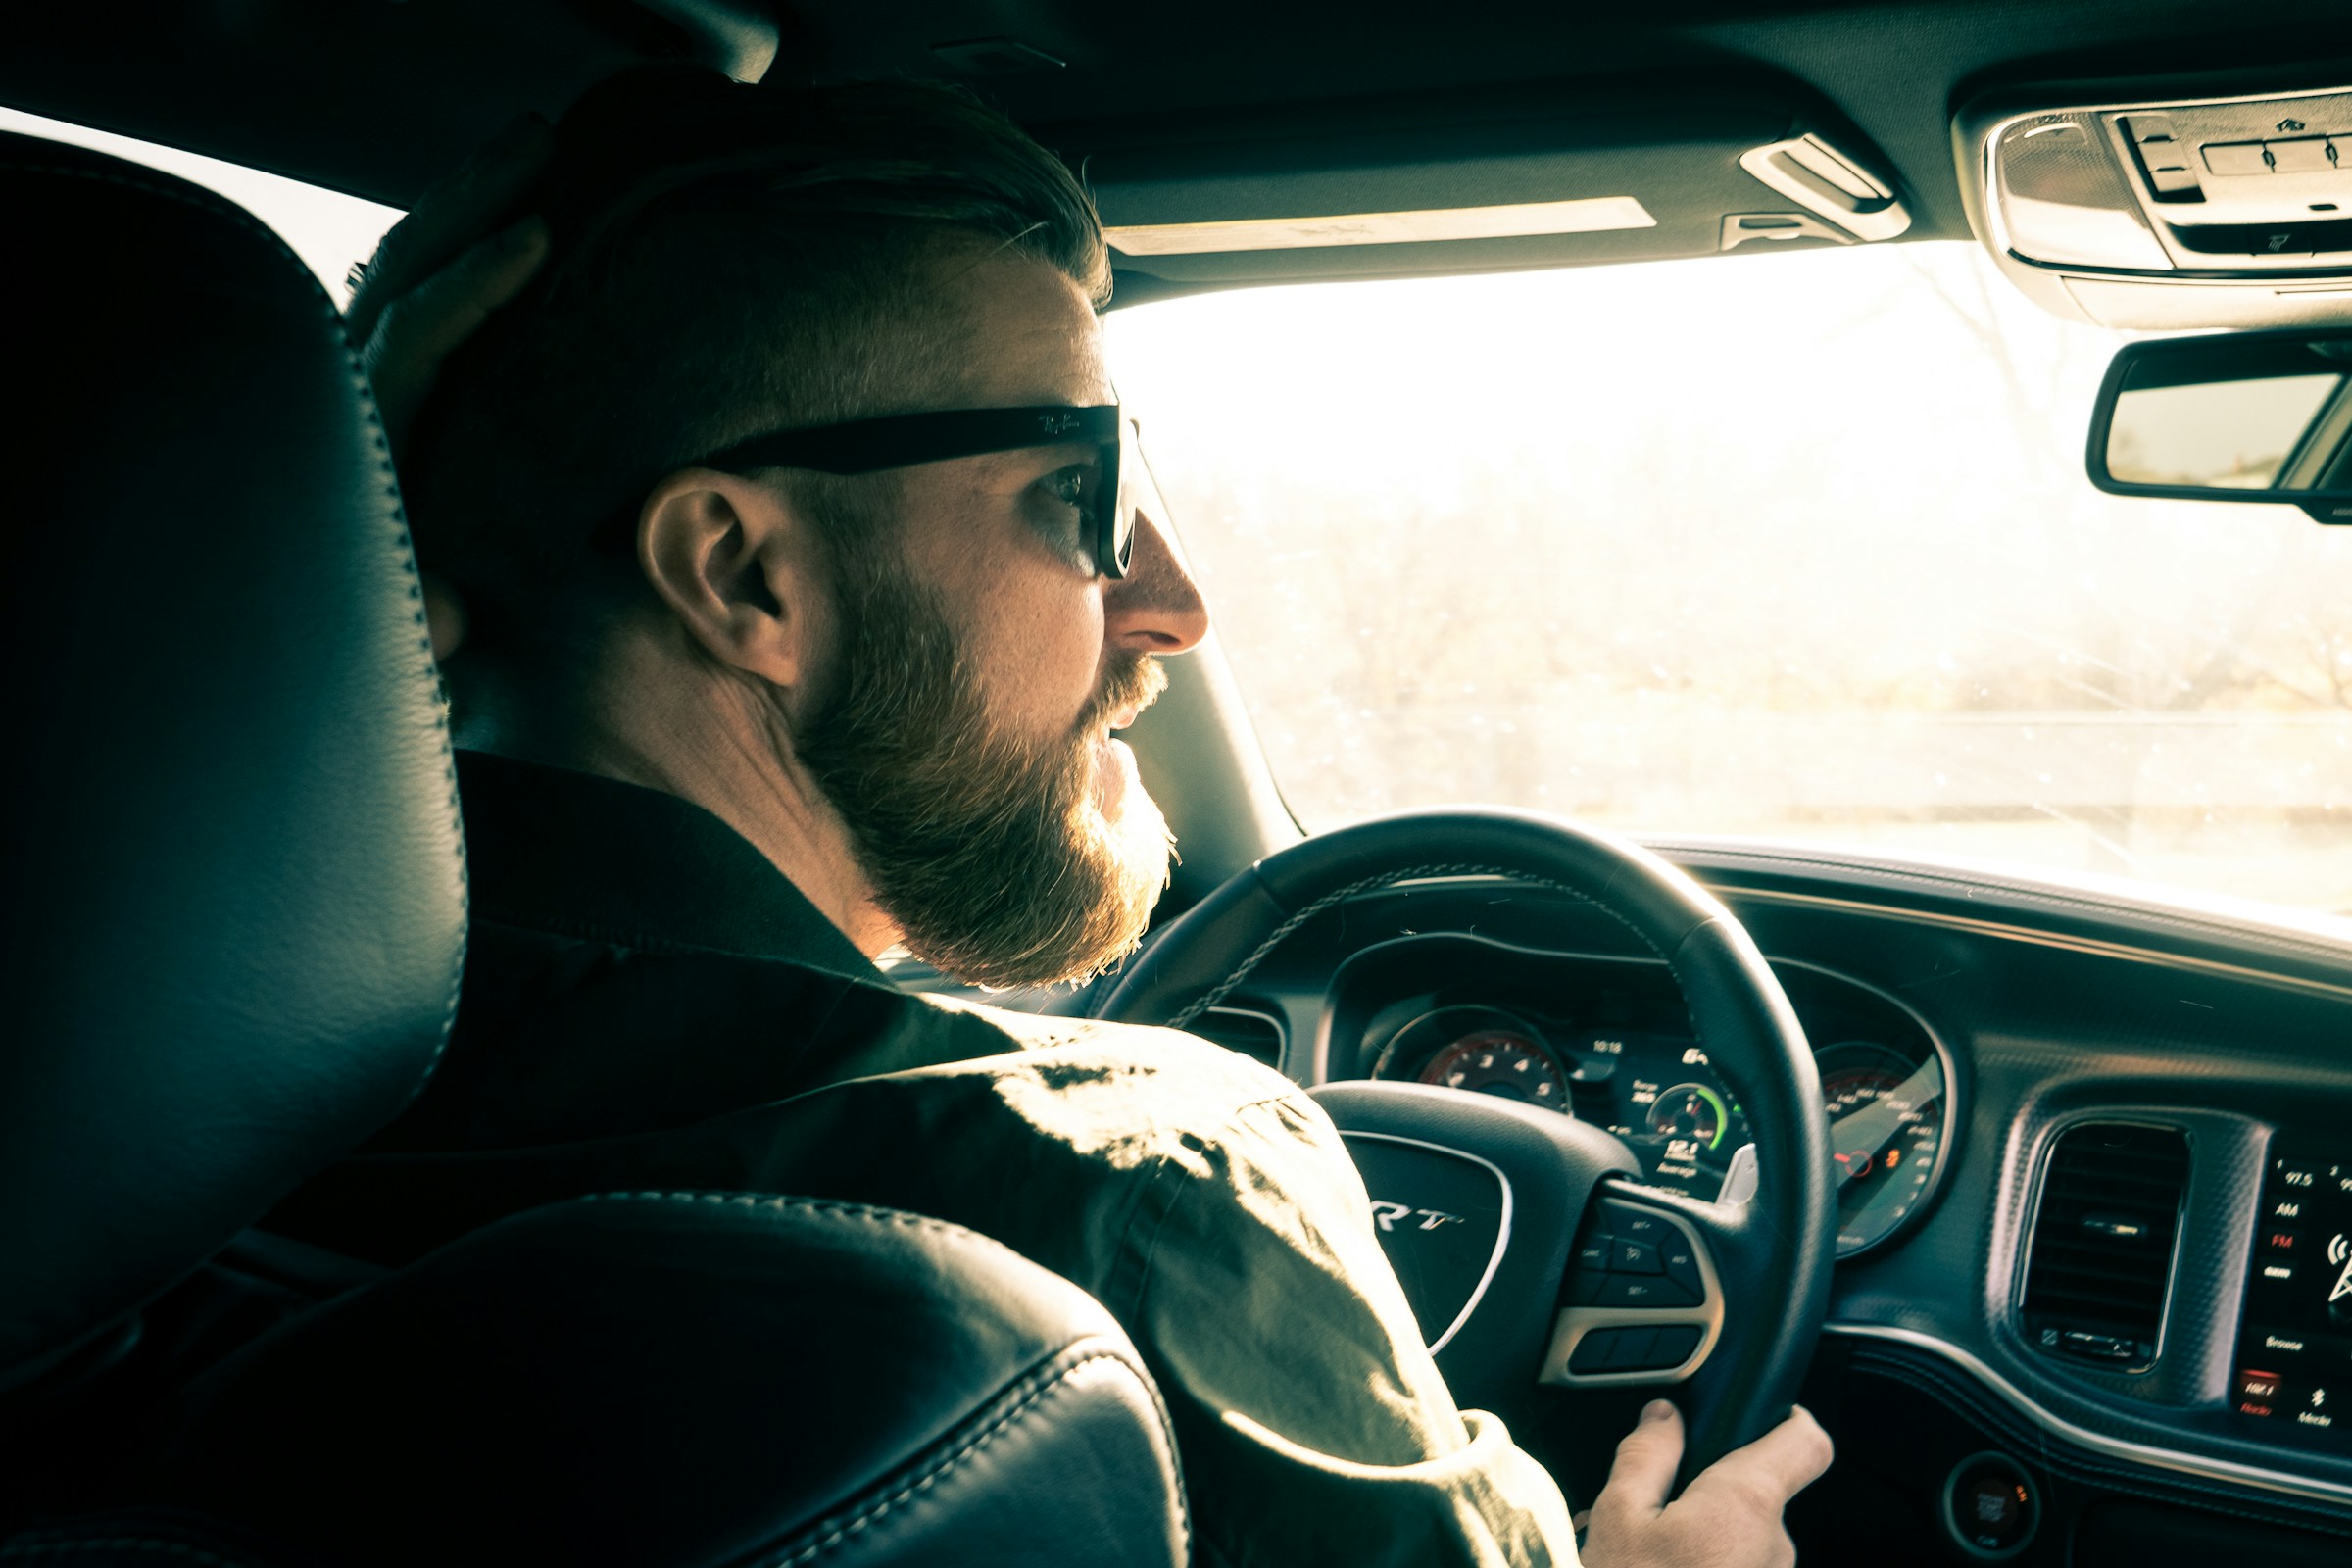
[403, 68, 1109, 649]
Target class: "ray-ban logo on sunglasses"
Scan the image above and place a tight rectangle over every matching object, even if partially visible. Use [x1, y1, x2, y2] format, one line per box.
[1034, 411, 1084, 436]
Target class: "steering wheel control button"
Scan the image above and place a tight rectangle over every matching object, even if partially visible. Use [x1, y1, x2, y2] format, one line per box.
[1612, 1238, 1662, 1273]
[1574, 1234, 1613, 1271]
[1658, 1236, 1702, 1296]
[1569, 1322, 1703, 1376]
[1941, 1453, 2038, 1559]
[1569, 1329, 1625, 1373]
[1603, 1203, 1670, 1246]
[1596, 1274, 1691, 1308]
[1644, 1326, 1703, 1368]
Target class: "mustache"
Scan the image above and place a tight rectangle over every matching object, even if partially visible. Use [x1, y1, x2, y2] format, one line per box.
[1077, 652, 1169, 737]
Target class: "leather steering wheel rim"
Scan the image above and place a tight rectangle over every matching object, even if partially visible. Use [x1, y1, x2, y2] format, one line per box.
[1092, 808, 1833, 1483]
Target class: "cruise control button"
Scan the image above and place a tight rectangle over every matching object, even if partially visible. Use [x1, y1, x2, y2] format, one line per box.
[1612, 1239, 1662, 1274]
[1597, 1274, 1692, 1309]
[1574, 1234, 1613, 1272]
[1659, 1235, 1703, 1297]
[1603, 1202, 1671, 1247]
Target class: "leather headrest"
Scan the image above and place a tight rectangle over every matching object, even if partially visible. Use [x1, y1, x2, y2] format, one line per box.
[0, 134, 466, 1390]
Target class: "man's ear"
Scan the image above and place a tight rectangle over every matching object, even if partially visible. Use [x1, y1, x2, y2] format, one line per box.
[636, 468, 823, 691]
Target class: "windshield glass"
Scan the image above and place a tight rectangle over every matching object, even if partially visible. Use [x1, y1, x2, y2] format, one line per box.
[1105, 241, 2352, 915]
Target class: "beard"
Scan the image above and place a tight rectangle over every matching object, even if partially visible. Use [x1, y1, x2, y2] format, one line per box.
[790, 544, 1174, 990]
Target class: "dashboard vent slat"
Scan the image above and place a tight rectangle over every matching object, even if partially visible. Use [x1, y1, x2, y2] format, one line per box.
[2020, 1122, 2188, 1372]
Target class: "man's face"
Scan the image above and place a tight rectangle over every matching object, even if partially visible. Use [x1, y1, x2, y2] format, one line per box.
[792, 249, 1210, 987]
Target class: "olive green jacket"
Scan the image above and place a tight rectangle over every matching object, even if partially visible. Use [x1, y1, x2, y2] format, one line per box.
[274, 753, 1577, 1566]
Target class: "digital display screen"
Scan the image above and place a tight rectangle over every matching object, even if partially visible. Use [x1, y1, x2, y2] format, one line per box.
[2232, 1138, 2352, 1451]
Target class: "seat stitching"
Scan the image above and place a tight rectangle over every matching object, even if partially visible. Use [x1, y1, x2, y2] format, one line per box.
[574, 1190, 1005, 1252]
[757, 1349, 1168, 1568]
[573, 1192, 1192, 1558]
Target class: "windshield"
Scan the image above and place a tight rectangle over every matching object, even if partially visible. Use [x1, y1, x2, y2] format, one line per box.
[1105, 241, 2352, 915]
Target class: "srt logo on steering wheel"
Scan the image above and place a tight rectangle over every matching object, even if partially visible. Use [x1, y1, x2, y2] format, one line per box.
[1370, 1200, 1465, 1233]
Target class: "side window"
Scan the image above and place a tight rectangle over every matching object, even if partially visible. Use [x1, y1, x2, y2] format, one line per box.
[0, 105, 401, 303]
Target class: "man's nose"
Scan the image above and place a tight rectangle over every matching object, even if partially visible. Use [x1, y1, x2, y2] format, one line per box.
[1105, 510, 1209, 654]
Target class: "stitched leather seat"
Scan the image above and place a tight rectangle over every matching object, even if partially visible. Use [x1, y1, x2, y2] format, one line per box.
[0, 131, 1188, 1568]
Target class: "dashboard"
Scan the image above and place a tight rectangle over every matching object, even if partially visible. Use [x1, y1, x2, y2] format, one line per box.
[1142, 837, 2352, 1561]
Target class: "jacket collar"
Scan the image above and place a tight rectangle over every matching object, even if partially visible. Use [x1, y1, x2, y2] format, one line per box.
[455, 749, 878, 980]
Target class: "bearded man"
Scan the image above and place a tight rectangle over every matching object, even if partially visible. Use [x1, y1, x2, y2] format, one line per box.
[276, 69, 1831, 1568]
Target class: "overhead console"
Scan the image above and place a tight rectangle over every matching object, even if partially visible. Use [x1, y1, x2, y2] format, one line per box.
[1958, 68, 2352, 328]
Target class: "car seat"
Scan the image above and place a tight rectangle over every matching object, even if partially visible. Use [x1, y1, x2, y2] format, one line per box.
[0, 130, 1187, 1568]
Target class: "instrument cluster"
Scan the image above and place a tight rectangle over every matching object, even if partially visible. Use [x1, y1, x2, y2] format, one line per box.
[1359, 959, 1954, 1259]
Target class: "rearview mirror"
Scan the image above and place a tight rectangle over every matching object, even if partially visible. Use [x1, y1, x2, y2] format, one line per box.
[2087, 327, 2352, 523]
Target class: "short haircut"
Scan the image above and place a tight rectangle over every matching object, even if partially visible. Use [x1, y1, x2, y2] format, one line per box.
[404, 68, 1109, 643]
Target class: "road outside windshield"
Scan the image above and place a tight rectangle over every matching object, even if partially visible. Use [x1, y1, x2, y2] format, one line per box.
[1105, 243, 2352, 916]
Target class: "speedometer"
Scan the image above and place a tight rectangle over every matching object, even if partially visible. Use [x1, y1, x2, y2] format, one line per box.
[1370, 1005, 1575, 1113]
[1816, 1039, 1948, 1258]
[1420, 1029, 1570, 1106]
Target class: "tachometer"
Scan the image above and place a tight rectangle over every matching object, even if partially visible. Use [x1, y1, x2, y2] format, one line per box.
[1816, 1039, 1947, 1258]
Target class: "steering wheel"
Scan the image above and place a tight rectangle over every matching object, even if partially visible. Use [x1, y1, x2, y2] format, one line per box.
[1091, 808, 1833, 1487]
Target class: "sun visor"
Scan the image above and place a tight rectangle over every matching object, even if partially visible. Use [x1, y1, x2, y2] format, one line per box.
[1958, 67, 2352, 329]
[1053, 87, 1912, 303]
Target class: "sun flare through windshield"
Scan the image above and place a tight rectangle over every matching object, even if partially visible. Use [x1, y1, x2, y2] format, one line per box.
[1105, 241, 2352, 915]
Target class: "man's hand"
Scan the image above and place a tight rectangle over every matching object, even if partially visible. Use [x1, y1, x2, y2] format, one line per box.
[1575, 1400, 1833, 1568]
[347, 113, 556, 455]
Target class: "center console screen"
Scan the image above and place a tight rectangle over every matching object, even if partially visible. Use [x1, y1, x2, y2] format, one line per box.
[2233, 1137, 2352, 1452]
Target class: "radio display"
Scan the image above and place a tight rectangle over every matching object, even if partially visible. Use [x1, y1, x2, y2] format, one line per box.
[2232, 1138, 2352, 1451]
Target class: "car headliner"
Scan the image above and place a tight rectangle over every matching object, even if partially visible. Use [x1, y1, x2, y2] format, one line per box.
[14, 0, 2352, 304]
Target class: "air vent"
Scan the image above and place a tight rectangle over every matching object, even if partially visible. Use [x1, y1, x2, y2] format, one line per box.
[1190, 1006, 1286, 1070]
[2021, 1123, 2190, 1370]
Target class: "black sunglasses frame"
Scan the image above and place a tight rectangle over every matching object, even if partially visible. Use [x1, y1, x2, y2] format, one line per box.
[693, 404, 1138, 578]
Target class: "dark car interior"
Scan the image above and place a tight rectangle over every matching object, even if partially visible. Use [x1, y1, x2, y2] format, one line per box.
[11, 2, 2352, 1563]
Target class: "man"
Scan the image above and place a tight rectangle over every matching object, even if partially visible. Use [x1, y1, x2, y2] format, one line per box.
[284, 69, 1831, 1566]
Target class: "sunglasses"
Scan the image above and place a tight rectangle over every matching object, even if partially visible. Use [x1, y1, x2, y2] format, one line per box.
[690, 404, 1144, 578]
